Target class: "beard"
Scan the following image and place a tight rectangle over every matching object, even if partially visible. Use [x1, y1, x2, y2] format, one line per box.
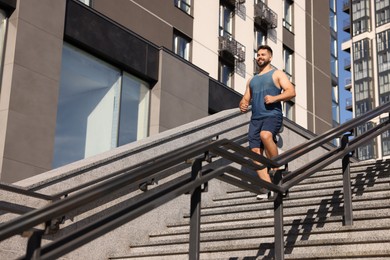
[257, 59, 270, 68]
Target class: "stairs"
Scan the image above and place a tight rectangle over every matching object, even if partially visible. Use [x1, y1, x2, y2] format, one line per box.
[109, 160, 390, 259]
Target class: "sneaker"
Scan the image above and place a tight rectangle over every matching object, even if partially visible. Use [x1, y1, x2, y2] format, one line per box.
[256, 188, 269, 200]
[268, 191, 275, 200]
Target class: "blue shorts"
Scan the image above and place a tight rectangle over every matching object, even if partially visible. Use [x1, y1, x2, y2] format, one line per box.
[248, 116, 282, 149]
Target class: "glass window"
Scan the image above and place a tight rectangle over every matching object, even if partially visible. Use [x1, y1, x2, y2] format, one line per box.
[375, 0, 390, 26]
[283, 46, 293, 82]
[174, 32, 191, 61]
[283, 101, 294, 120]
[283, 0, 293, 32]
[118, 73, 149, 146]
[219, 4, 233, 37]
[0, 9, 7, 87]
[53, 44, 150, 168]
[77, 0, 91, 6]
[219, 61, 233, 88]
[174, 0, 191, 15]
[329, 0, 336, 12]
[356, 122, 376, 160]
[352, 0, 371, 35]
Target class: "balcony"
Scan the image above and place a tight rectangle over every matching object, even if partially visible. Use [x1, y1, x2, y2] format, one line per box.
[344, 58, 351, 71]
[254, 1, 277, 30]
[343, 0, 350, 14]
[219, 35, 246, 63]
[345, 78, 352, 91]
[346, 97, 353, 111]
[223, 0, 245, 8]
[343, 18, 351, 33]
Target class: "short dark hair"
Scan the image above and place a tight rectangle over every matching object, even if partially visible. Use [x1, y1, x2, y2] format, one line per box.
[257, 45, 273, 56]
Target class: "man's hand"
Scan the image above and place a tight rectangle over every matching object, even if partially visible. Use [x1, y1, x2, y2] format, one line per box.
[239, 101, 249, 113]
[264, 95, 277, 104]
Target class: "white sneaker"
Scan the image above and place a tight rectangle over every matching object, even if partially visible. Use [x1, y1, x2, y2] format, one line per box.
[256, 189, 269, 200]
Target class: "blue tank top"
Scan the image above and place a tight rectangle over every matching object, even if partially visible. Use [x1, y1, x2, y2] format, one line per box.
[249, 69, 282, 119]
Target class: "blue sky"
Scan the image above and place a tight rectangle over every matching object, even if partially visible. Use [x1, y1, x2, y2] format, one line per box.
[337, 0, 353, 124]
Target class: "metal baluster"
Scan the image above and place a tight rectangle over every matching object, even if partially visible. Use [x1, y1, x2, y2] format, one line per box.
[189, 158, 203, 260]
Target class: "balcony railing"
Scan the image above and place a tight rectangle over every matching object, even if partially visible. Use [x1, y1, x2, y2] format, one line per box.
[346, 97, 353, 111]
[343, 18, 351, 33]
[219, 35, 246, 62]
[224, 0, 245, 8]
[343, 0, 350, 14]
[345, 78, 352, 91]
[254, 1, 277, 30]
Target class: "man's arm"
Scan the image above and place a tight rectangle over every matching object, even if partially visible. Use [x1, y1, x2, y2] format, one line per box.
[239, 78, 252, 112]
[264, 70, 296, 104]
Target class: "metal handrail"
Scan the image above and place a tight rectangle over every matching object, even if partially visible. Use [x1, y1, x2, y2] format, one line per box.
[0, 102, 389, 260]
[272, 101, 390, 166]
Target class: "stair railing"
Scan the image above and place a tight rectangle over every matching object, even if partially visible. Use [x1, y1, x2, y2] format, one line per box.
[0, 102, 389, 260]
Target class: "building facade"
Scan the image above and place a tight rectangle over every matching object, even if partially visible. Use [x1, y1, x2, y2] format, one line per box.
[341, 0, 390, 160]
[0, 0, 335, 183]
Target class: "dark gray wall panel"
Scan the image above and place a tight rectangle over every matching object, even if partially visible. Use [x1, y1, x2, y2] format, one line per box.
[64, 0, 159, 83]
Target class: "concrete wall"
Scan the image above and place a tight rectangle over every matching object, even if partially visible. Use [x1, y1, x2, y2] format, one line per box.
[0, 0, 66, 182]
[150, 50, 209, 134]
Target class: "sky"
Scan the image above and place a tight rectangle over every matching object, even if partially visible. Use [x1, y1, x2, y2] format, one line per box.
[337, 0, 353, 124]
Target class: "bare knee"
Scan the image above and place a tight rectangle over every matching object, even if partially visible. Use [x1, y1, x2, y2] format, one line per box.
[260, 131, 273, 143]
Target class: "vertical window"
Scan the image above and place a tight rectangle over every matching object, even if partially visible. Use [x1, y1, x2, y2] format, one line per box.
[377, 30, 390, 105]
[254, 28, 266, 73]
[174, 0, 191, 15]
[381, 117, 390, 156]
[375, 0, 390, 26]
[283, 100, 294, 121]
[332, 85, 340, 125]
[283, 46, 293, 82]
[0, 9, 7, 86]
[174, 31, 191, 61]
[283, 0, 293, 32]
[53, 44, 150, 168]
[352, 0, 371, 35]
[356, 122, 376, 160]
[219, 3, 233, 37]
[219, 61, 233, 88]
[77, 0, 91, 6]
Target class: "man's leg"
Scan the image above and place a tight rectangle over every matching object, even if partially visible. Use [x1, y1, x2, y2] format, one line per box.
[251, 147, 272, 183]
[260, 130, 278, 160]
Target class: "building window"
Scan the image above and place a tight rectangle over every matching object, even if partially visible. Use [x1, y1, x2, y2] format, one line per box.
[381, 117, 390, 156]
[53, 44, 150, 168]
[283, 46, 294, 82]
[173, 31, 191, 61]
[377, 30, 390, 105]
[0, 9, 7, 87]
[174, 0, 191, 15]
[77, 0, 91, 6]
[283, 100, 294, 120]
[375, 0, 390, 26]
[219, 60, 234, 88]
[356, 122, 376, 160]
[352, 0, 370, 36]
[254, 28, 266, 73]
[219, 2, 234, 37]
[283, 0, 293, 32]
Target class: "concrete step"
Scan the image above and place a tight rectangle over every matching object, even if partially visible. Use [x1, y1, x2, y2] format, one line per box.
[148, 211, 390, 239]
[109, 160, 390, 260]
[111, 231, 390, 259]
[138, 218, 390, 246]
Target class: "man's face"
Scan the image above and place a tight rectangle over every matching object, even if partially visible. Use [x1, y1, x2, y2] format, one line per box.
[256, 49, 272, 68]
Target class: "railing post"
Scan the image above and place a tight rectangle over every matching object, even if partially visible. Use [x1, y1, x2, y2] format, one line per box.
[25, 229, 44, 260]
[341, 134, 353, 226]
[189, 158, 203, 260]
[273, 170, 285, 260]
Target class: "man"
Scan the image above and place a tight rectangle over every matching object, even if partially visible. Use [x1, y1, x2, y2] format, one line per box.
[239, 45, 295, 198]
